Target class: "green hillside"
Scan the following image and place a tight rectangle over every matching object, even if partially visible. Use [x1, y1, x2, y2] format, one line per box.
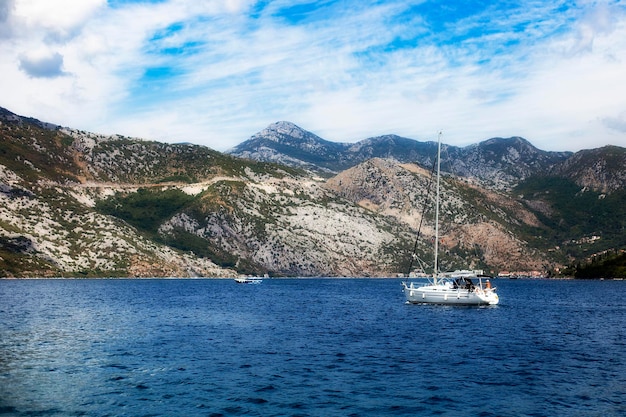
[515, 176, 626, 277]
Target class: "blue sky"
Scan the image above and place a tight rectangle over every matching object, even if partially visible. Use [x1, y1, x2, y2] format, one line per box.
[1, 0, 626, 152]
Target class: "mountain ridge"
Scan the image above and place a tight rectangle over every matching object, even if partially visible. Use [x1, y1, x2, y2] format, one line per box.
[2, 106, 626, 278]
[228, 122, 573, 190]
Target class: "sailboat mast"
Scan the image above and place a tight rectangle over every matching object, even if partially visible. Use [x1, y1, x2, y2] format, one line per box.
[433, 132, 441, 284]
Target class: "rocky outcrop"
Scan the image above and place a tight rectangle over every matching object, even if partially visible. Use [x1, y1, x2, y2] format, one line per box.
[551, 145, 626, 193]
[158, 175, 404, 277]
[325, 158, 551, 273]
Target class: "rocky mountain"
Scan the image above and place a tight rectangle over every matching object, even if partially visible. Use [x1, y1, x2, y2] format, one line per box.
[228, 122, 572, 189]
[549, 145, 626, 194]
[0, 108, 410, 277]
[227, 121, 347, 174]
[444, 137, 572, 190]
[324, 158, 550, 272]
[2, 106, 625, 278]
[0, 109, 240, 278]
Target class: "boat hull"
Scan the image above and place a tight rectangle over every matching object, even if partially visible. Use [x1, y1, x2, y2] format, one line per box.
[402, 282, 499, 305]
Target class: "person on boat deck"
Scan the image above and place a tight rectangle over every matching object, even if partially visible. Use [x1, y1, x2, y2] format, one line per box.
[486, 279, 491, 289]
[452, 277, 475, 290]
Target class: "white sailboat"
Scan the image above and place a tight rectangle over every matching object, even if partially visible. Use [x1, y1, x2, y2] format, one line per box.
[401, 133, 499, 306]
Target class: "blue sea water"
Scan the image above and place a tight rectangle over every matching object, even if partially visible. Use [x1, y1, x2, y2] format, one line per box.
[0, 278, 625, 416]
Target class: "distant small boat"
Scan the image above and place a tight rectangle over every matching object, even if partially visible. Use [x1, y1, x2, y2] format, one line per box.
[234, 277, 262, 284]
[234, 277, 263, 284]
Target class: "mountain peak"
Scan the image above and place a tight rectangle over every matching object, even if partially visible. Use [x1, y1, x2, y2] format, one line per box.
[476, 136, 536, 150]
[227, 121, 345, 173]
[253, 121, 318, 142]
[239, 121, 340, 152]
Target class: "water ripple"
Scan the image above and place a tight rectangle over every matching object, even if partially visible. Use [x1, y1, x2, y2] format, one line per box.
[1, 278, 625, 416]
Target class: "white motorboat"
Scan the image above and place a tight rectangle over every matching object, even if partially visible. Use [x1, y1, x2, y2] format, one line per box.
[234, 277, 263, 284]
[401, 133, 499, 306]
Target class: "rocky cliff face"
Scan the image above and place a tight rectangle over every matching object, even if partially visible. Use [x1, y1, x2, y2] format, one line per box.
[0, 163, 236, 278]
[550, 146, 626, 194]
[325, 158, 549, 272]
[158, 172, 405, 277]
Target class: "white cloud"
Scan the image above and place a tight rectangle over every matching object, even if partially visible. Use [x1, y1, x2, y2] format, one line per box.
[0, 0, 625, 152]
[12, 0, 105, 40]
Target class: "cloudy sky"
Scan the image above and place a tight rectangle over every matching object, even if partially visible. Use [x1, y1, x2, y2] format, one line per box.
[1, 0, 625, 152]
